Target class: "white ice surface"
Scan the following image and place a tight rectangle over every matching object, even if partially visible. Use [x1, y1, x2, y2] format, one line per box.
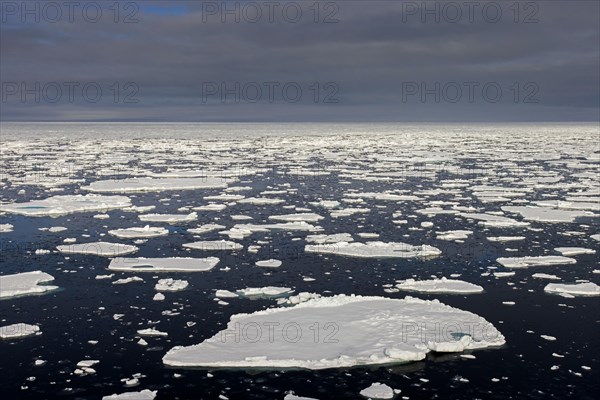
[1, 195, 131, 217]
[0, 271, 59, 299]
[108, 257, 219, 272]
[0, 323, 40, 339]
[139, 212, 197, 223]
[163, 295, 505, 369]
[108, 226, 168, 239]
[395, 278, 483, 294]
[102, 389, 157, 400]
[497, 256, 577, 268]
[359, 383, 395, 399]
[305, 242, 441, 258]
[57, 242, 138, 257]
[554, 247, 596, 256]
[84, 177, 228, 193]
[155, 279, 189, 292]
[544, 282, 600, 296]
[183, 240, 243, 251]
[255, 259, 282, 268]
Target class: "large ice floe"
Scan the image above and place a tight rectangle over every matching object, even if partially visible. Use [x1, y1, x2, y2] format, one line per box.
[544, 282, 600, 297]
[108, 257, 219, 272]
[102, 389, 157, 400]
[501, 206, 596, 223]
[0, 323, 41, 339]
[56, 242, 138, 257]
[163, 295, 504, 369]
[0, 271, 59, 299]
[83, 177, 228, 192]
[108, 226, 168, 239]
[395, 278, 484, 294]
[0, 195, 131, 217]
[183, 240, 243, 251]
[139, 212, 197, 223]
[496, 256, 577, 268]
[305, 242, 441, 258]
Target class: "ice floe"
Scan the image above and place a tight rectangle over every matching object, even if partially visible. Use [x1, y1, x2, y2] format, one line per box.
[255, 259, 282, 268]
[139, 212, 197, 224]
[102, 389, 157, 400]
[544, 282, 600, 297]
[1, 195, 131, 216]
[305, 242, 441, 258]
[108, 226, 168, 239]
[155, 279, 189, 292]
[359, 383, 396, 399]
[395, 278, 484, 294]
[554, 247, 596, 256]
[0, 271, 59, 299]
[0, 323, 41, 339]
[163, 295, 505, 369]
[83, 177, 228, 193]
[57, 242, 138, 257]
[108, 257, 219, 272]
[497, 256, 577, 268]
[183, 240, 243, 251]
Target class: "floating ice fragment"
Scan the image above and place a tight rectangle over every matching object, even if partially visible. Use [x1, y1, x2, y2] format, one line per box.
[544, 282, 600, 296]
[0, 271, 59, 299]
[108, 257, 219, 272]
[57, 242, 138, 257]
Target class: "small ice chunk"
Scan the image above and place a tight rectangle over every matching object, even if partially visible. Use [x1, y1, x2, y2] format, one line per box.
[0, 323, 40, 339]
[255, 259, 282, 268]
[359, 383, 395, 399]
[155, 279, 188, 292]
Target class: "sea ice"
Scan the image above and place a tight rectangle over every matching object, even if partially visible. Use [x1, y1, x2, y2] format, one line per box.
[544, 282, 600, 296]
[268, 213, 324, 222]
[0, 323, 40, 339]
[0, 271, 59, 299]
[1, 195, 131, 217]
[155, 279, 189, 292]
[255, 259, 282, 268]
[108, 257, 220, 272]
[102, 389, 157, 400]
[57, 242, 138, 257]
[554, 247, 596, 256]
[83, 177, 228, 193]
[163, 295, 505, 369]
[108, 226, 168, 239]
[139, 212, 197, 223]
[305, 242, 441, 258]
[502, 206, 595, 223]
[497, 256, 577, 269]
[395, 278, 483, 294]
[0, 223, 14, 233]
[359, 383, 395, 399]
[183, 240, 243, 251]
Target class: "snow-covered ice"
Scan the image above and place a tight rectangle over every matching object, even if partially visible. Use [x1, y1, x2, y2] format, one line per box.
[57, 242, 138, 257]
[305, 242, 441, 258]
[163, 295, 505, 369]
[497, 256, 577, 269]
[108, 257, 219, 272]
[544, 282, 600, 297]
[395, 278, 484, 294]
[0, 323, 40, 339]
[1, 195, 132, 217]
[359, 383, 396, 399]
[108, 226, 169, 239]
[0, 271, 59, 299]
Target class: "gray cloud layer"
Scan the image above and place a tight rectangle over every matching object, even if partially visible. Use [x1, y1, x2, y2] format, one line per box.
[1, 0, 598, 121]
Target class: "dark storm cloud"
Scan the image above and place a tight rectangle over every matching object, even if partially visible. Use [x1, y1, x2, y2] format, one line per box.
[0, 0, 598, 121]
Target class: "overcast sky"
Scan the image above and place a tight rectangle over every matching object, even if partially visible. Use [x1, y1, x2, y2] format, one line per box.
[1, 0, 598, 122]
